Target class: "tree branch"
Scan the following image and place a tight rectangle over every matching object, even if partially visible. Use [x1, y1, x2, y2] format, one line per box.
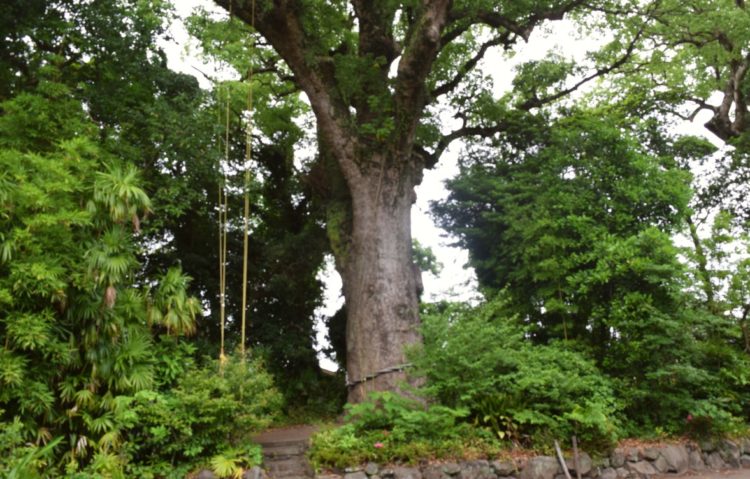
[215, 0, 361, 184]
[431, 35, 507, 99]
[518, 27, 643, 111]
[417, 120, 514, 168]
[351, 0, 399, 63]
[394, 0, 453, 150]
[705, 53, 750, 141]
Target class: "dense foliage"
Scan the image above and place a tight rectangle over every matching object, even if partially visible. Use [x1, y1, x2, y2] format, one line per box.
[2, 0, 750, 474]
[414, 300, 620, 448]
[309, 392, 494, 468]
[433, 110, 750, 437]
[0, 1, 289, 476]
[0, 72, 283, 476]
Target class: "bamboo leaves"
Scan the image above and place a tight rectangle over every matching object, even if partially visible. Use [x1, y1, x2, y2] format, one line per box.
[93, 163, 151, 231]
[147, 267, 202, 336]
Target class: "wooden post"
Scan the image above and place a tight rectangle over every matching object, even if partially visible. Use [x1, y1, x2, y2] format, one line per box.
[572, 436, 582, 479]
[554, 440, 573, 479]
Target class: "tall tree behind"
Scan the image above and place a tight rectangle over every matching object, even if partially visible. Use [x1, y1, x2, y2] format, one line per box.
[433, 108, 749, 431]
[207, 0, 626, 402]
[433, 109, 692, 350]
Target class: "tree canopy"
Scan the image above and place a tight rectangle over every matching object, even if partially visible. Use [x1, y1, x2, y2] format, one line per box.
[2, 0, 750, 475]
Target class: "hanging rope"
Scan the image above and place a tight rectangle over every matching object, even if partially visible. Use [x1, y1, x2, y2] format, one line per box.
[218, 82, 231, 366]
[240, 0, 256, 360]
[218, 3, 234, 367]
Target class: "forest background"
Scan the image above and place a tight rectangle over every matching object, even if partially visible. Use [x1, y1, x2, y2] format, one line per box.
[1, 0, 749, 477]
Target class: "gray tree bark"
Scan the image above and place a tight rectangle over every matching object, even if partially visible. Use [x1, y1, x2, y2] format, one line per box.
[342, 157, 422, 402]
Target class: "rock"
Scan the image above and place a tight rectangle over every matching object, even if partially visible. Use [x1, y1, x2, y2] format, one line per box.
[725, 456, 742, 468]
[660, 445, 689, 473]
[700, 440, 717, 453]
[564, 452, 593, 476]
[393, 467, 422, 479]
[242, 466, 266, 479]
[614, 467, 628, 479]
[347, 468, 364, 474]
[318, 475, 344, 479]
[719, 439, 741, 468]
[600, 468, 617, 479]
[650, 456, 669, 473]
[740, 455, 750, 468]
[741, 438, 750, 455]
[520, 456, 561, 479]
[611, 450, 626, 468]
[381, 469, 396, 479]
[689, 450, 706, 470]
[705, 452, 726, 470]
[491, 461, 517, 477]
[625, 461, 656, 478]
[460, 460, 496, 479]
[593, 458, 610, 469]
[366, 463, 380, 476]
[345, 472, 369, 479]
[196, 471, 216, 479]
[423, 466, 449, 479]
[626, 449, 640, 463]
[443, 464, 462, 476]
[642, 448, 660, 461]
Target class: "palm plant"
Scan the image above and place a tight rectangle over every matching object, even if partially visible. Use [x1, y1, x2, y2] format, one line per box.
[92, 162, 151, 232]
[147, 267, 202, 336]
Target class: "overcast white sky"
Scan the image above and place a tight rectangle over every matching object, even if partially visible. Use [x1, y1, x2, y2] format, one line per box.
[162, 1, 716, 370]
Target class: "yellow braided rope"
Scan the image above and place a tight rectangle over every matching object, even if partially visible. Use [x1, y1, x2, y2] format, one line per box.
[240, 0, 256, 360]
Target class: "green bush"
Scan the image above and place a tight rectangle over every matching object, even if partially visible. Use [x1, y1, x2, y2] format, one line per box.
[412, 299, 621, 450]
[344, 391, 468, 442]
[309, 393, 496, 468]
[0, 414, 62, 478]
[124, 355, 282, 476]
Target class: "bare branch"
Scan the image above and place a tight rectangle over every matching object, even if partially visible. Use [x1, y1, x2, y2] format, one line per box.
[518, 27, 643, 111]
[474, 11, 534, 41]
[418, 120, 514, 168]
[431, 35, 507, 99]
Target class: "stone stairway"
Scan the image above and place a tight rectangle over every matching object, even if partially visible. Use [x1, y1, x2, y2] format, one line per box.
[253, 425, 317, 479]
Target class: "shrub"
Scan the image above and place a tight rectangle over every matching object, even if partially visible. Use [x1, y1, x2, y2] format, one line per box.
[411, 299, 621, 450]
[344, 391, 469, 442]
[124, 355, 282, 476]
[0, 414, 62, 478]
[309, 392, 496, 469]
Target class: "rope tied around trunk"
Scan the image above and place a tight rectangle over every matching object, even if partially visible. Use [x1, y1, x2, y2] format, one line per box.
[345, 363, 413, 389]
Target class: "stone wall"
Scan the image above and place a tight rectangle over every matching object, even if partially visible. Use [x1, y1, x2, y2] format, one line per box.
[317, 438, 750, 479]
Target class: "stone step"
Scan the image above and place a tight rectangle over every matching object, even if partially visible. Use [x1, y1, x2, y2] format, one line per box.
[264, 457, 312, 475]
[262, 441, 309, 458]
[254, 425, 316, 479]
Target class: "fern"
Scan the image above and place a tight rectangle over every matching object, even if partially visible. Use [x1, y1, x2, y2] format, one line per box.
[210, 454, 243, 479]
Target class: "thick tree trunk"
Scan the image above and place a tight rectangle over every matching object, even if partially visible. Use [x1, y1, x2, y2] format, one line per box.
[215, 0, 452, 403]
[341, 160, 422, 403]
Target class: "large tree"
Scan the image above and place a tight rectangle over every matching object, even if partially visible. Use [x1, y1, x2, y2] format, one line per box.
[212, 0, 613, 402]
